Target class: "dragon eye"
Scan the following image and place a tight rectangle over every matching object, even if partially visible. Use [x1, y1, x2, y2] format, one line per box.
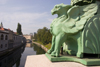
[55, 6, 57, 8]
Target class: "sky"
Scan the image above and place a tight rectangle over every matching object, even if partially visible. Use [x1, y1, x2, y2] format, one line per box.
[0, 0, 71, 34]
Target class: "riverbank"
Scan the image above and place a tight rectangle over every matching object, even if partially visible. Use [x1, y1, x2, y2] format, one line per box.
[32, 42, 48, 52]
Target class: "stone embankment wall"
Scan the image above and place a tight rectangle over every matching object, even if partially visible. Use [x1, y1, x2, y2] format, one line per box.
[32, 42, 48, 52]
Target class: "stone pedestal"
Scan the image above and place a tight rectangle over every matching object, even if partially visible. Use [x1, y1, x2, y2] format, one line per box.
[45, 53, 100, 66]
[25, 54, 100, 67]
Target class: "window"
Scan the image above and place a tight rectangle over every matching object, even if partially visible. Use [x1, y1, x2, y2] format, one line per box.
[14, 36, 15, 40]
[1, 34, 4, 40]
[5, 44, 7, 47]
[1, 44, 3, 48]
[5, 35, 8, 40]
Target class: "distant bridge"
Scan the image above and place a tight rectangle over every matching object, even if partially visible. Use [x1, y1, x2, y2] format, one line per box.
[23, 35, 32, 43]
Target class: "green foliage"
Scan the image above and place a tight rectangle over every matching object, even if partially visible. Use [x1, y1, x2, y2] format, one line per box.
[34, 27, 52, 45]
[33, 32, 37, 41]
[45, 43, 51, 49]
[17, 23, 23, 35]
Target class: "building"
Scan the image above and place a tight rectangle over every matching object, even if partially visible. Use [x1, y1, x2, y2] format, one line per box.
[0, 23, 26, 52]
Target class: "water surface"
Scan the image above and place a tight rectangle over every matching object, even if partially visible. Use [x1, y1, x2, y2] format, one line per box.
[0, 43, 46, 67]
[18, 43, 45, 67]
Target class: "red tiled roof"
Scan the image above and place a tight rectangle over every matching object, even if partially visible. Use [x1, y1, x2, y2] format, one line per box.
[0, 27, 4, 31]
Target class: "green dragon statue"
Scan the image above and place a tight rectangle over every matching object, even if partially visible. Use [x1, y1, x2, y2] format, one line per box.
[47, 0, 100, 57]
[46, 0, 100, 66]
[47, 3, 72, 57]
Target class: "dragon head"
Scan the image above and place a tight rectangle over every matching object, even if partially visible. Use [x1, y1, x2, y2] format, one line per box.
[51, 3, 71, 15]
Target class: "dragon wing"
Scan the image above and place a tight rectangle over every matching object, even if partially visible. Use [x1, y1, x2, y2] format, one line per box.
[62, 3, 98, 34]
[62, 6, 80, 34]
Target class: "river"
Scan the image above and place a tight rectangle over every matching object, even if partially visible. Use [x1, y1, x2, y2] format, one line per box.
[0, 43, 46, 67]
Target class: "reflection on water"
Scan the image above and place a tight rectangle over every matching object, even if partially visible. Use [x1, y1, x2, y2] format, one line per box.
[32, 43, 46, 55]
[0, 43, 46, 67]
[0, 44, 26, 67]
[25, 43, 45, 55]
[25, 43, 32, 47]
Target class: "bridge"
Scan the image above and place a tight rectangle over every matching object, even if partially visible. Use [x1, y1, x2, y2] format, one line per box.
[23, 35, 32, 43]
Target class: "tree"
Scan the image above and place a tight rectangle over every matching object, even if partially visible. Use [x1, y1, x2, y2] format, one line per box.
[33, 32, 37, 40]
[36, 27, 52, 45]
[16, 23, 22, 35]
[37, 29, 42, 41]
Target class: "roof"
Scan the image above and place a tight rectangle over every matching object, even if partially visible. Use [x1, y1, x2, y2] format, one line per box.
[0, 27, 4, 31]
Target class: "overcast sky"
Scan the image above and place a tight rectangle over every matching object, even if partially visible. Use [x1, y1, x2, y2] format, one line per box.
[0, 0, 71, 34]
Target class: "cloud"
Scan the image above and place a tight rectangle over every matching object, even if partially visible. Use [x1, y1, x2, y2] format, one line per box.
[0, 12, 55, 34]
[0, 0, 58, 34]
[0, 0, 10, 5]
